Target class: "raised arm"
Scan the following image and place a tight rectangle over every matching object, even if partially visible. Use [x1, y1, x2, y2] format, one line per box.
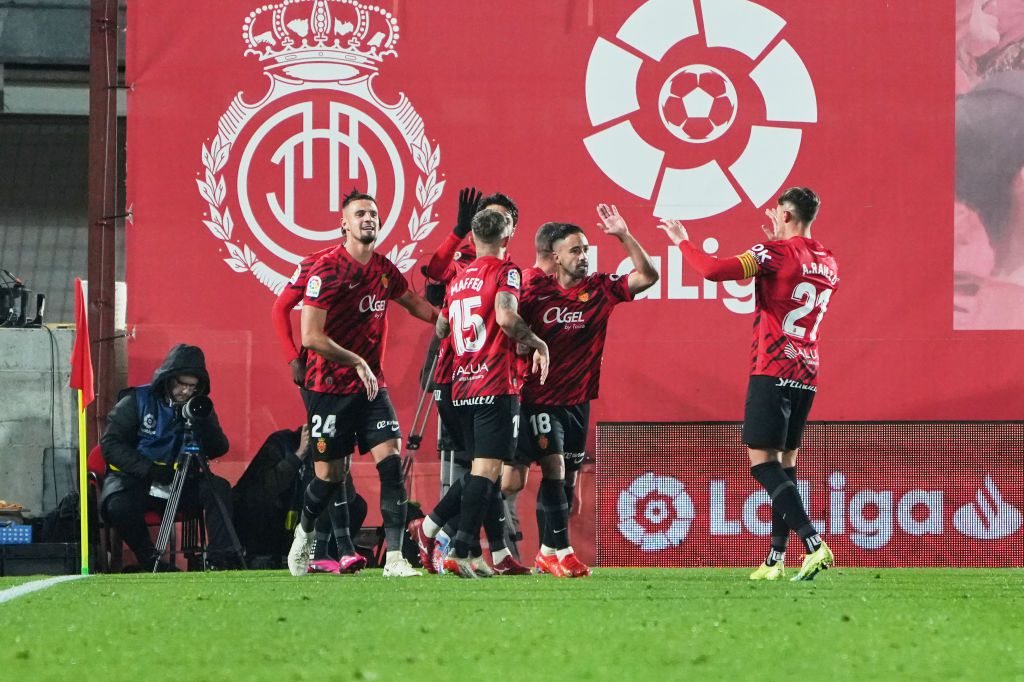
[495, 291, 549, 384]
[596, 203, 659, 295]
[659, 219, 749, 282]
[424, 187, 481, 281]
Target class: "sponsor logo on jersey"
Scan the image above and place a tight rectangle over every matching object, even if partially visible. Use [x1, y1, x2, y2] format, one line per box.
[543, 307, 587, 325]
[359, 294, 387, 314]
[750, 244, 773, 264]
[454, 363, 489, 377]
[306, 275, 322, 298]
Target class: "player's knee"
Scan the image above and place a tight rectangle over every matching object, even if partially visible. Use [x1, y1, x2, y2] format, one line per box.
[540, 454, 565, 480]
[316, 458, 348, 483]
[376, 453, 404, 486]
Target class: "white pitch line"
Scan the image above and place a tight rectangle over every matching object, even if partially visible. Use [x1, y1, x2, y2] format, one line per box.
[0, 575, 90, 604]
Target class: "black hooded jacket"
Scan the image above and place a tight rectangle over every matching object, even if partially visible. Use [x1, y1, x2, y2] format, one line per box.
[99, 344, 229, 504]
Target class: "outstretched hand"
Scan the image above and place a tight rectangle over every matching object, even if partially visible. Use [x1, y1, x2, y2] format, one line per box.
[657, 218, 688, 245]
[455, 187, 482, 238]
[596, 203, 630, 239]
[761, 206, 786, 241]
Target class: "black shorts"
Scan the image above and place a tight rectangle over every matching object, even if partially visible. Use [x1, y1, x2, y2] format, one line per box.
[516, 402, 590, 471]
[454, 394, 520, 462]
[433, 383, 465, 452]
[741, 375, 816, 451]
[302, 389, 401, 461]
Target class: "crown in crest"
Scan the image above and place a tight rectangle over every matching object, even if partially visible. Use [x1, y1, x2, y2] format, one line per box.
[244, 0, 399, 81]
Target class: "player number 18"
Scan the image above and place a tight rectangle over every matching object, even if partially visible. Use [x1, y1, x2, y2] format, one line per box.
[782, 282, 832, 341]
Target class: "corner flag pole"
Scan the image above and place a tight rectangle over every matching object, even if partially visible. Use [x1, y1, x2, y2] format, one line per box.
[70, 278, 95, 575]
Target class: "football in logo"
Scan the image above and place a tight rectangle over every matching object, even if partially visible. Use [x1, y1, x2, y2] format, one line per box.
[583, 0, 817, 220]
[198, 0, 445, 293]
[618, 473, 695, 551]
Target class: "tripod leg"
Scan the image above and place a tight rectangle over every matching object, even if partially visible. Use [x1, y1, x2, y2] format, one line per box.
[194, 454, 247, 569]
[152, 456, 193, 572]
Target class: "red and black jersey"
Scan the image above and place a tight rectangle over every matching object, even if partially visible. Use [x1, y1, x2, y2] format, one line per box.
[431, 243, 478, 386]
[272, 246, 334, 364]
[443, 255, 522, 399]
[739, 237, 839, 385]
[519, 272, 634, 405]
[302, 246, 409, 395]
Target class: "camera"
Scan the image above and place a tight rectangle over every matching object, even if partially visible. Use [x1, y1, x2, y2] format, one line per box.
[181, 395, 213, 422]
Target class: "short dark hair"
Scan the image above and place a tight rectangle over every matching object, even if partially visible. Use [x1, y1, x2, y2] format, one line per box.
[534, 222, 562, 254]
[478, 192, 519, 227]
[778, 187, 820, 224]
[471, 209, 508, 245]
[546, 222, 585, 250]
[342, 188, 376, 209]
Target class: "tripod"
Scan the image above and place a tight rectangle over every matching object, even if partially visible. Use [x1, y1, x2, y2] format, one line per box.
[152, 425, 247, 572]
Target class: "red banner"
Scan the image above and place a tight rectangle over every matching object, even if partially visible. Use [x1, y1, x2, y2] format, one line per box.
[596, 423, 1024, 567]
[124, 1, 1020, 527]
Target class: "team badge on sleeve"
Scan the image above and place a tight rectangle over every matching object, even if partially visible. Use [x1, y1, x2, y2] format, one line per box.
[507, 270, 521, 289]
[306, 275, 322, 298]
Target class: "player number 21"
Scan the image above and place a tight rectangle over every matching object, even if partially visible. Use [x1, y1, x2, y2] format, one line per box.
[782, 282, 832, 341]
[448, 296, 486, 355]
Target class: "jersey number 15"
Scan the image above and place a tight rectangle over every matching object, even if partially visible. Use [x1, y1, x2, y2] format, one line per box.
[449, 296, 486, 356]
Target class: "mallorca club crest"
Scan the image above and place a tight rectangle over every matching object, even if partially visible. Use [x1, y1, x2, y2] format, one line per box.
[583, 0, 817, 220]
[198, 0, 444, 292]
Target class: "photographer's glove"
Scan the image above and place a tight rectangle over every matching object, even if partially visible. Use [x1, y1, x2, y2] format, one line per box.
[453, 187, 482, 238]
[148, 462, 174, 485]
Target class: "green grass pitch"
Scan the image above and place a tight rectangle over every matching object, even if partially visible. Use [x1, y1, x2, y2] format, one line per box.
[3, 568, 1022, 680]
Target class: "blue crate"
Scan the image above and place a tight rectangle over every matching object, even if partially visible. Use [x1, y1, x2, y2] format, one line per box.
[0, 524, 32, 545]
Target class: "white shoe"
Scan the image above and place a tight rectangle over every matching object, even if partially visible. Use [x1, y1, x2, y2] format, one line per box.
[286, 525, 314, 577]
[471, 556, 494, 578]
[382, 557, 423, 577]
[451, 555, 479, 579]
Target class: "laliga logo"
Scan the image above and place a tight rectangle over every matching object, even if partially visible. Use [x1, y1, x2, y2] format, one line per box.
[583, 0, 816, 220]
[953, 476, 1022, 540]
[198, 0, 444, 293]
[618, 473, 696, 551]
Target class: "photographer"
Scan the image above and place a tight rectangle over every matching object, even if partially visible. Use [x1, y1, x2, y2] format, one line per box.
[99, 344, 233, 570]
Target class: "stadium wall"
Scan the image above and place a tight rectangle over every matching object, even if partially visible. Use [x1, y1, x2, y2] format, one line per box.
[122, 2, 1021, 562]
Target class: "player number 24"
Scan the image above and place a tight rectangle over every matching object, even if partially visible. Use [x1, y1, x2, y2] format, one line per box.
[449, 296, 486, 355]
[782, 282, 831, 341]
[311, 415, 336, 438]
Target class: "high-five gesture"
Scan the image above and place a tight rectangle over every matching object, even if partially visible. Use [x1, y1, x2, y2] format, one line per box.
[596, 203, 630, 239]
[658, 218, 688, 246]
[455, 187, 482, 238]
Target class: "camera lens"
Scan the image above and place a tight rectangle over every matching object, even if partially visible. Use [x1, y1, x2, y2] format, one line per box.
[182, 395, 213, 421]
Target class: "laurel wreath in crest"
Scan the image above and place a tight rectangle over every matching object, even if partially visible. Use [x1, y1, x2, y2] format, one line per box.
[197, 131, 443, 294]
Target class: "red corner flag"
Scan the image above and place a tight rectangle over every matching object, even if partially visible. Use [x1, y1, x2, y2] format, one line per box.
[69, 277, 95, 408]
